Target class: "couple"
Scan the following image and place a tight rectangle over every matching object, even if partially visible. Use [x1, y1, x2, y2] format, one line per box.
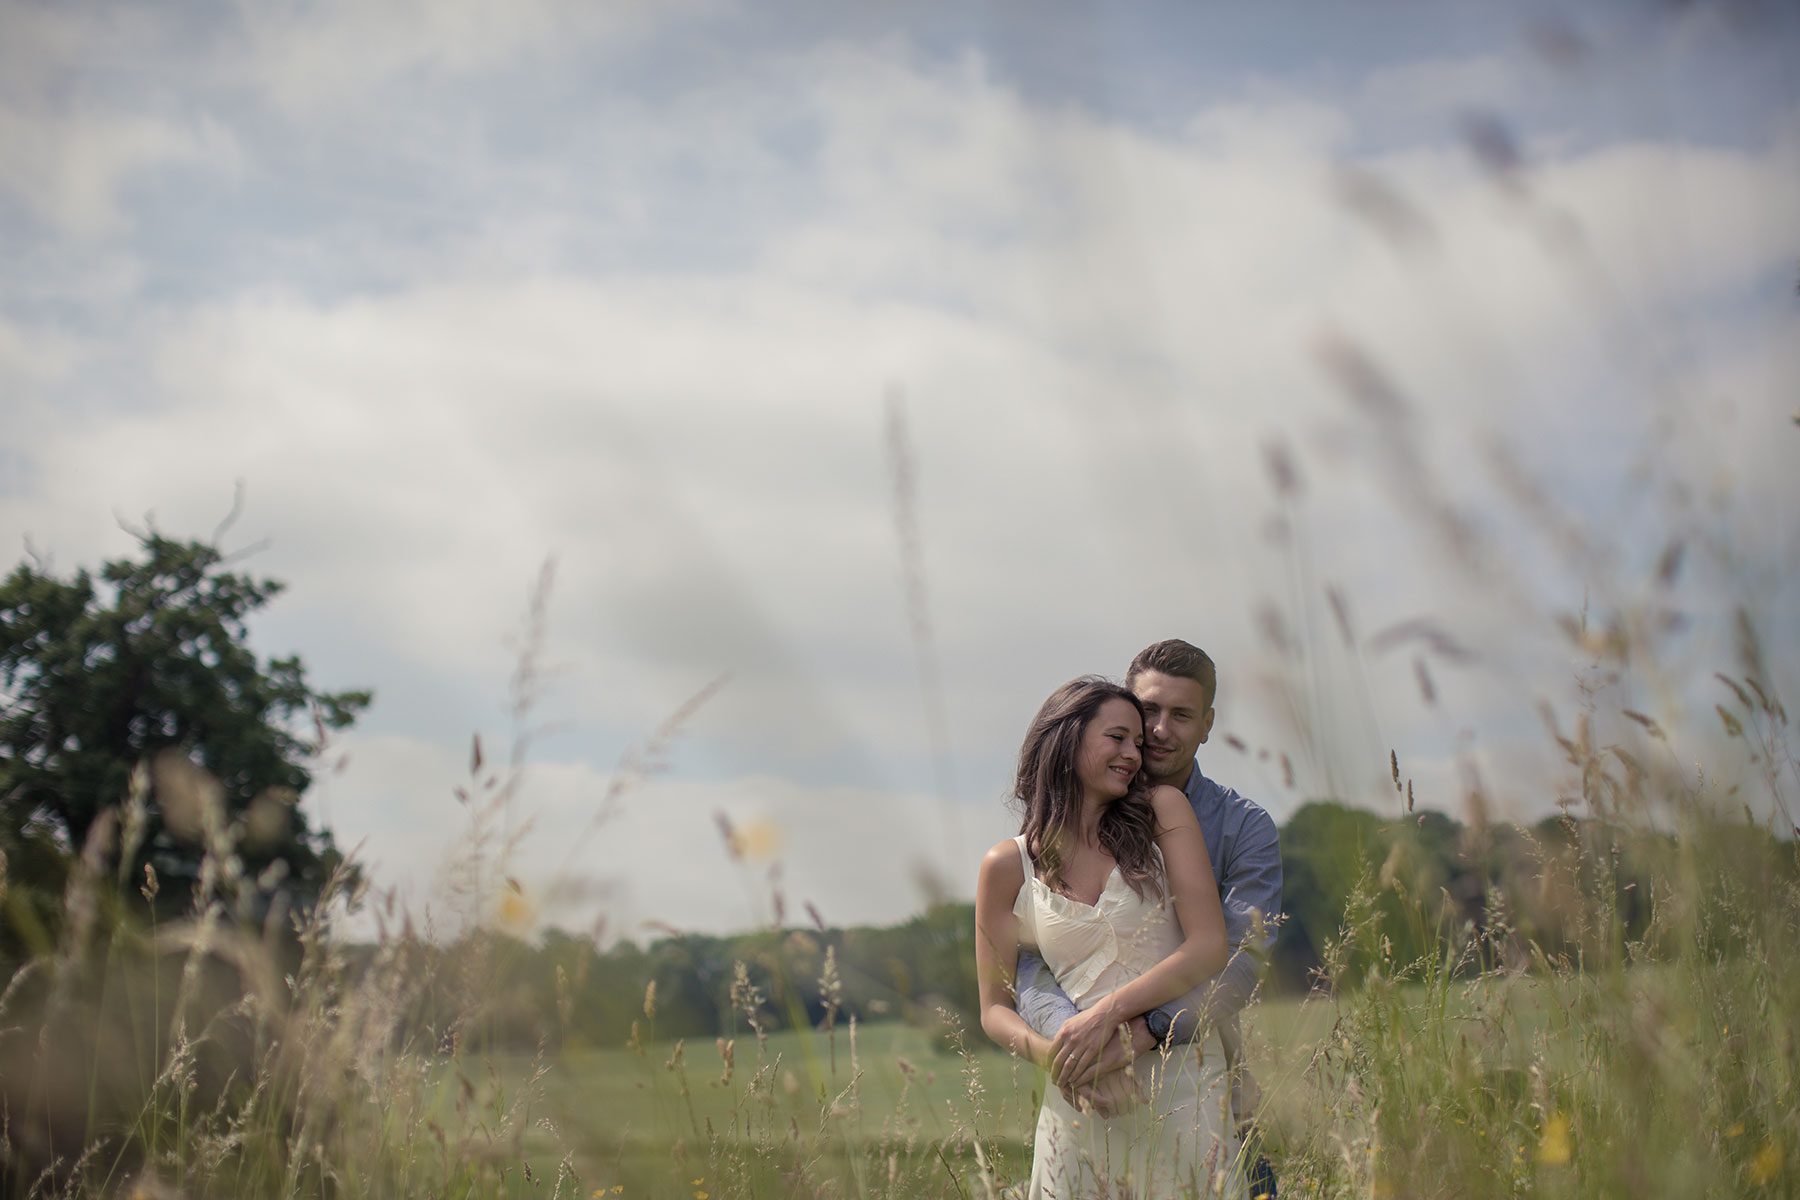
[975, 640, 1282, 1200]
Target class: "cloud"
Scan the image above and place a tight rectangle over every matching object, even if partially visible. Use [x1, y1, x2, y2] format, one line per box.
[0, 317, 77, 390]
[233, 0, 708, 112]
[319, 731, 1011, 937]
[1355, 52, 1527, 132]
[0, 104, 219, 237]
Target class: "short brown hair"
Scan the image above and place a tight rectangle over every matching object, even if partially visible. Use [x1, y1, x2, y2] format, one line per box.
[1125, 639, 1217, 709]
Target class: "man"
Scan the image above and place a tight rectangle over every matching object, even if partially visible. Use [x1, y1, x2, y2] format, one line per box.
[1014, 639, 1283, 1131]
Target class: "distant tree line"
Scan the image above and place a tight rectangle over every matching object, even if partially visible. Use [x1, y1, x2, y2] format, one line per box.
[422, 800, 1791, 1051]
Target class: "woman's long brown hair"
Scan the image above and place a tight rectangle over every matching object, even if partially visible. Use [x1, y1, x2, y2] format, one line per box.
[1012, 676, 1161, 900]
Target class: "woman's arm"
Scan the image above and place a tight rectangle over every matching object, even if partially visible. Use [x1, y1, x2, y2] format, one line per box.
[1049, 787, 1228, 1086]
[974, 839, 1053, 1069]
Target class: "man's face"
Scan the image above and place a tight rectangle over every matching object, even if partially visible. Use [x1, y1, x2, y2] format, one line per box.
[1132, 669, 1214, 787]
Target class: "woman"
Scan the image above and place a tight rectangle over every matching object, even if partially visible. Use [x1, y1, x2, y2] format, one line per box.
[975, 677, 1241, 1199]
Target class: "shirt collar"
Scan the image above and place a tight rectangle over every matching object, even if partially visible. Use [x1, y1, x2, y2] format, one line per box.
[1182, 760, 1224, 809]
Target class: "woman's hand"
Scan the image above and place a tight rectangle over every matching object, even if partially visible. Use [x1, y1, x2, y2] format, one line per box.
[1064, 1063, 1144, 1119]
[1049, 997, 1130, 1089]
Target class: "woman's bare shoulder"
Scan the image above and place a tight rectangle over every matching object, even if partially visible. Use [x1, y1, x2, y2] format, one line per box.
[1149, 785, 1199, 830]
[976, 838, 1026, 909]
[980, 837, 1025, 879]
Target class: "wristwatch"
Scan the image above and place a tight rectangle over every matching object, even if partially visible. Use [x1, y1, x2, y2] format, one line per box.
[1143, 1008, 1174, 1048]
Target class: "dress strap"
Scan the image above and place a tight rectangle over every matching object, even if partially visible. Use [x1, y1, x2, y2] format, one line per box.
[1012, 834, 1033, 879]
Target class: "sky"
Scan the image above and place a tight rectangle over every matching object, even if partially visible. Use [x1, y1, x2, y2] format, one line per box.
[2, 0, 1796, 940]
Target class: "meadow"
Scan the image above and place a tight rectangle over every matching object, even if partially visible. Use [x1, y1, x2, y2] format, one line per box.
[478, 927, 1794, 1199]
[497, 993, 1345, 1196]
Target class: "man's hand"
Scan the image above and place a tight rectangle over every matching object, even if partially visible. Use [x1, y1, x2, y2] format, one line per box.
[1062, 1065, 1143, 1119]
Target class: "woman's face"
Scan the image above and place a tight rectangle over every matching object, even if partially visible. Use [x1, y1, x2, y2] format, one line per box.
[1074, 697, 1144, 802]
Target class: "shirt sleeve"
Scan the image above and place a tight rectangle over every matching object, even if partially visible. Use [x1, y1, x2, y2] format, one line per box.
[1013, 947, 1079, 1038]
[1146, 805, 1282, 1046]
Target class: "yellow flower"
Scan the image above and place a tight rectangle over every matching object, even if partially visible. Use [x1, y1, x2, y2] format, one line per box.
[735, 816, 783, 861]
[694, 1193, 710, 1200]
[496, 886, 536, 934]
[1727, 1123, 1746, 1139]
[1749, 1138, 1783, 1186]
[1536, 1113, 1572, 1166]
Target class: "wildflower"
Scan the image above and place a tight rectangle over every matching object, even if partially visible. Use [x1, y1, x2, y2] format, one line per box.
[496, 885, 535, 934]
[1749, 1139, 1782, 1185]
[1536, 1113, 1572, 1166]
[735, 815, 783, 860]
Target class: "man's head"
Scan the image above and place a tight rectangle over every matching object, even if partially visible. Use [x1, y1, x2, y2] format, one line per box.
[1126, 639, 1217, 789]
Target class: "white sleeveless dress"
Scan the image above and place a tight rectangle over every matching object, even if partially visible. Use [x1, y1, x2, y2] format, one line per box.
[1011, 835, 1243, 1200]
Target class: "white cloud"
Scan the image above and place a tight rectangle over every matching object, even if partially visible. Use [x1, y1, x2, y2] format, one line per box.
[0, 317, 78, 389]
[0, 104, 215, 237]
[318, 731, 1012, 938]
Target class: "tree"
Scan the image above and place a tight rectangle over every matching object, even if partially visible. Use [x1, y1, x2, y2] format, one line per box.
[0, 531, 370, 932]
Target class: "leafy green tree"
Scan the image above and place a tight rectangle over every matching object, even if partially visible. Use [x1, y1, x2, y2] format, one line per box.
[0, 531, 370, 933]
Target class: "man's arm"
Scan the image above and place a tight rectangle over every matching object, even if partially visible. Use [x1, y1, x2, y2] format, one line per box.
[1144, 806, 1282, 1047]
[1012, 948, 1079, 1038]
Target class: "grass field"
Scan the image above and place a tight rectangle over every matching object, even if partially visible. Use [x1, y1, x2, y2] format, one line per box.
[476, 943, 1796, 1199]
[491, 1019, 1037, 1196]
[488, 989, 1354, 1196]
